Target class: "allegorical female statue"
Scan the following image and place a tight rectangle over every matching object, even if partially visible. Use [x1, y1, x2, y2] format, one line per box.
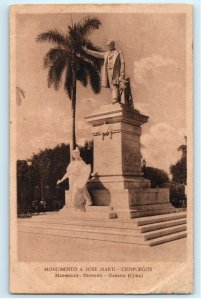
[57, 147, 92, 211]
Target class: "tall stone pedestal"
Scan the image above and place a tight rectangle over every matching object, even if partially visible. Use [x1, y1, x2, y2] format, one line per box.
[85, 103, 176, 219]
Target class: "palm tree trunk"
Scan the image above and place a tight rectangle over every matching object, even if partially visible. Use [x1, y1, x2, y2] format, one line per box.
[70, 72, 77, 157]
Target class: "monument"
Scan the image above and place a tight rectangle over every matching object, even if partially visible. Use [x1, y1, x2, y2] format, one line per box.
[83, 40, 177, 219]
[85, 103, 177, 219]
[56, 38, 186, 245]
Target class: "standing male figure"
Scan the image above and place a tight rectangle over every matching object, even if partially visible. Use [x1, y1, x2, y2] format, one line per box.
[83, 40, 125, 103]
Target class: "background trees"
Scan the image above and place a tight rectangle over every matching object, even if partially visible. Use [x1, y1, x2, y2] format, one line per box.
[169, 137, 187, 208]
[17, 141, 94, 212]
[143, 166, 169, 188]
[170, 137, 187, 185]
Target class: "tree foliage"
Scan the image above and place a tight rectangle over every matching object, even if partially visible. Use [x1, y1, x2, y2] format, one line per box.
[143, 166, 169, 188]
[36, 16, 102, 149]
[170, 139, 187, 184]
[170, 157, 187, 185]
[169, 183, 187, 208]
[168, 137, 187, 208]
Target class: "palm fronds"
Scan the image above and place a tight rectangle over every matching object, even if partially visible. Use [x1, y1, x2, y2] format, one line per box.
[43, 47, 69, 68]
[36, 29, 67, 48]
[76, 16, 101, 36]
[47, 56, 67, 90]
[37, 16, 102, 96]
[37, 16, 102, 149]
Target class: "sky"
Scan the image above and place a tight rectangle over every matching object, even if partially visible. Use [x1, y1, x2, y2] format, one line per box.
[16, 12, 187, 172]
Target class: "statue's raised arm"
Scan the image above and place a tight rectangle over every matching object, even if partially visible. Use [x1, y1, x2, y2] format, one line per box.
[82, 45, 105, 59]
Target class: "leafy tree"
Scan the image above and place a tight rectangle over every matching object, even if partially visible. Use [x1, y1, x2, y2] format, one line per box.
[17, 160, 29, 209]
[143, 166, 169, 188]
[170, 157, 187, 185]
[17, 160, 35, 211]
[170, 137, 187, 184]
[36, 16, 102, 152]
[31, 144, 70, 209]
[169, 183, 187, 208]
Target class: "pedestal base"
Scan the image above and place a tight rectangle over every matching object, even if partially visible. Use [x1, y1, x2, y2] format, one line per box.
[89, 176, 151, 189]
[87, 182, 176, 219]
[87, 176, 151, 206]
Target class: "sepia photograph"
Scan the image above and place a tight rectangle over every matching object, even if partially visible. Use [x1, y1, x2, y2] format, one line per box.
[10, 4, 193, 294]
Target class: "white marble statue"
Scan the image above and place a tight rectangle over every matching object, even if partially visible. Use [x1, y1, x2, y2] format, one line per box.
[57, 147, 92, 211]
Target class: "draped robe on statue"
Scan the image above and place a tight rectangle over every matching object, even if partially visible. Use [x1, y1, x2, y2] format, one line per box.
[66, 159, 92, 211]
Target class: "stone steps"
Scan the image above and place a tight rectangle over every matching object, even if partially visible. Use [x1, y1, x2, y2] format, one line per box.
[130, 207, 178, 218]
[18, 224, 147, 245]
[28, 211, 186, 226]
[144, 224, 187, 240]
[136, 212, 187, 226]
[18, 211, 187, 247]
[140, 218, 187, 233]
[18, 221, 141, 236]
[148, 232, 187, 246]
[18, 213, 186, 232]
[131, 202, 174, 211]
[18, 221, 187, 241]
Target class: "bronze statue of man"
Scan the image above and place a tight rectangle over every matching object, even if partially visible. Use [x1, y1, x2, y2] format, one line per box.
[83, 40, 125, 103]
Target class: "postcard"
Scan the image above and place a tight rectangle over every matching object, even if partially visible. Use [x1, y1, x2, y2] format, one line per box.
[10, 4, 193, 294]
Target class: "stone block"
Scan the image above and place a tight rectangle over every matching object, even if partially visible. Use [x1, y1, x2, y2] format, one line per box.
[87, 185, 172, 219]
[129, 188, 170, 206]
[88, 176, 151, 190]
[89, 189, 111, 206]
[108, 188, 169, 209]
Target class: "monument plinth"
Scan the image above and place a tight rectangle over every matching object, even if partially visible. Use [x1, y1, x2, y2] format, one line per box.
[85, 103, 150, 190]
[85, 103, 175, 219]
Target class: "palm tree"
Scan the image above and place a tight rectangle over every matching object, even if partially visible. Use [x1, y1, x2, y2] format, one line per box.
[36, 16, 102, 153]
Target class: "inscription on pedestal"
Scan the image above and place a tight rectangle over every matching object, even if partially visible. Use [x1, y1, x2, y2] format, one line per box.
[124, 152, 141, 171]
[94, 133, 122, 176]
[122, 138, 142, 173]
